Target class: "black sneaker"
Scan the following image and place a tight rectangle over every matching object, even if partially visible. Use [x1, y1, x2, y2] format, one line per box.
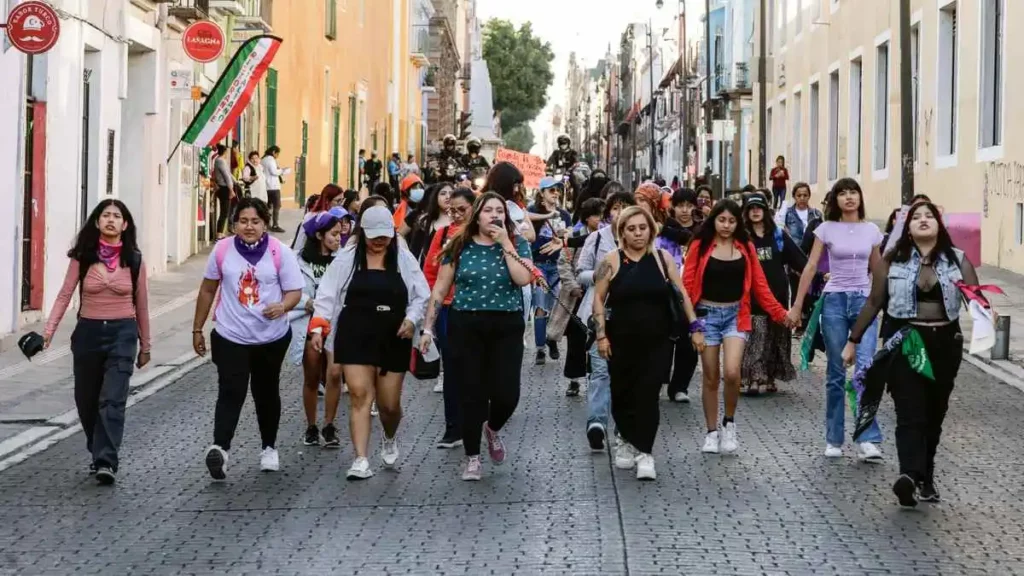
[918, 480, 941, 503]
[565, 380, 581, 397]
[535, 349, 546, 365]
[893, 474, 918, 508]
[436, 431, 463, 449]
[95, 466, 115, 485]
[547, 340, 560, 360]
[88, 462, 97, 475]
[270, 226, 286, 233]
[303, 425, 320, 446]
[586, 423, 606, 451]
[321, 424, 341, 448]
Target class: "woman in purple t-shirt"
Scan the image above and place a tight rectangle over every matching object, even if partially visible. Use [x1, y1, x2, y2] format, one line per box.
[790, 178, 885, 463]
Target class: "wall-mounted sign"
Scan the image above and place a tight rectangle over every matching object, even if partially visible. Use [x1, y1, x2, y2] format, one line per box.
[169, 68, 194, 100]
[5, 1, 60, 55]
[182, 20, 225, 63]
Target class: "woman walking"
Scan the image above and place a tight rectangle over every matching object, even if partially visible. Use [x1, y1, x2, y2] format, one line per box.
[790, 178, 885, 461]
[309, 205, 429, 479]
[44, 200, 151, 485]
[418, 192, 536, 481]
[664, 189, 701, 402]
[289, 212, 345, 448]
[769, 156, 790, 211]
[740, 194, 806, 395]
[591, 206, 702, 480]
[846, 201, 992, 506]
[261, 146, 287, 233]
[528, 177, 572, 365]
[242, 151, 267, 202]
[193, 198, 304, 480]
[683, 200, 791, 455]
[406, 182, 453, 262]
[422, 188, 477, 445]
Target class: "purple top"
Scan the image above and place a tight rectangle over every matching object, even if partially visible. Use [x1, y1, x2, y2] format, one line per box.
[205, 241, 304, 345]
[813, 221, 882, 295]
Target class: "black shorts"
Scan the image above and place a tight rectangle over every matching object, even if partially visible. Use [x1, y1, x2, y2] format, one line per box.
[333, 307, 411, 374]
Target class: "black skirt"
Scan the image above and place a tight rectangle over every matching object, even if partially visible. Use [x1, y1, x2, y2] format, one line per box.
[334, 306, 412, 374]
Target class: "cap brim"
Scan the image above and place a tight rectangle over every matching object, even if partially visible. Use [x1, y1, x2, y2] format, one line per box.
[363, 228, 395, 239]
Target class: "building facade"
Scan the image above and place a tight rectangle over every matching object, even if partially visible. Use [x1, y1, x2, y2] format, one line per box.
[425, 0, 459, 144]
[753, 0, 1021, 271]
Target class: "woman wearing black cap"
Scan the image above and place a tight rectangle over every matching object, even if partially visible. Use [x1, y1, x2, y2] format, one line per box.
[740, 193, 806, 394]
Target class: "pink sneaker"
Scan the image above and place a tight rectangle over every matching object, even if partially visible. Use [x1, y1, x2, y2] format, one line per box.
[462, 456, 482, 481]
[483, 422, 506, 465]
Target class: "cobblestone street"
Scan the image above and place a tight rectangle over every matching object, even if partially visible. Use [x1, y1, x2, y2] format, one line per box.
[1, 351, 1022, 575]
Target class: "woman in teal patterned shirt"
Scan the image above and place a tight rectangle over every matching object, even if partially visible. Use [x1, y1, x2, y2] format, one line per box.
[419, 192, 536, 481]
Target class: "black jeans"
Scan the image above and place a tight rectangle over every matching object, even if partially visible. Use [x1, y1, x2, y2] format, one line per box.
[888, 321, 962, 484]
[71, 318, 138, 472]
[666, 337, 698, 396]
[563, 314, 589, 381]
[266, 189, 282, 227]
[437, 306, 462, 436]
[448, 310, 525, 457]
[609, 332, 673, 454]
[211, 329, 291, 451]
[216, 186, 232, 234]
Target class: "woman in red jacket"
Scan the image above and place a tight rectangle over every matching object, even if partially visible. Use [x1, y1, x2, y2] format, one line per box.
[683, 199, 793, 455]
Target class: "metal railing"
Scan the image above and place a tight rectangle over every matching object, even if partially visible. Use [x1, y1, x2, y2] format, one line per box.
[430, 0, 457, 37]
[410, 24, 430, 55]
[169, 0, 210, 20]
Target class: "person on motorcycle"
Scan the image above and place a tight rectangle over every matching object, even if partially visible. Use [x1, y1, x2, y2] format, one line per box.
[461, 137, 490, 173]
[546, 134, 578, 174]
[429, 134, 465, 183]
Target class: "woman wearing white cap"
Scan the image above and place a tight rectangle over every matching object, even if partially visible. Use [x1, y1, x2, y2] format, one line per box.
[309, 204, 430, 480]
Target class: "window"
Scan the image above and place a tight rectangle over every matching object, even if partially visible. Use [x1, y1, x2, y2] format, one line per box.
[873, 41, 889, 171]
[325, 0, 337, 39]
[809, 81, 819, 183]
[323, 68, 331, 122]
[331, 105, 341, 183]
[792, 91, 802, 180]
[849, 56, 862, 174]
[266, 68, 278, 147]
[979, 0, 1003, 149]
[937, 2, 958, 158]
[911, 23, 920, 162]
[828, 69, 839, 181]
[1017, 203, 1024, 245]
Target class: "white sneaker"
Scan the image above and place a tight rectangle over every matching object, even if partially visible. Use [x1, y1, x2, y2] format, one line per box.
[720, 423, 738, 454]
[614, 442, 638, 469]
[259, 447, 279, 472]
[702, 431, 720, 454]
[824, 444, 843, 458]
[857, 442, 883, 463]
[342, 383, 349, 394]
[432, 380, 444, 393]
[635, 453, 656, 480]
[370, 401, 379, 417]
[346, 457, 374, 480]
[204, 445, 229, 480]
[673, 392, 690, 403]
[381, 435, 399, 468]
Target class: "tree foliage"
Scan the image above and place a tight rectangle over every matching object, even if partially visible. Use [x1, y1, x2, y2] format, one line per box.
[482, 19, 555, 134]
[503, 125, 535, 153]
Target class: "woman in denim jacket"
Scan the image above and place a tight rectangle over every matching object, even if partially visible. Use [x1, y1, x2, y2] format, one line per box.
[780, 183, 823, 247]
[846, 201, 993, 508]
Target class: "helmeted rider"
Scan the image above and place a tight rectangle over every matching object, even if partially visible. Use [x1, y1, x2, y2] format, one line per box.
[430, 134, 465, 183]
[461, 137, 490, 172]
[546, 134, 578, 174]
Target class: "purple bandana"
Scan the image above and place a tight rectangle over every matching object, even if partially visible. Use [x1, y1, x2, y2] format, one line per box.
[98, 239, 122, 273]
[234, 233, 269, 267]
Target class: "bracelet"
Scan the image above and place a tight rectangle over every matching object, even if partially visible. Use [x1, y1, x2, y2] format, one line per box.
[688, 319, 706, 334]
[596, 336, 608, 342]
[848, 336, 861, 345]
[192, 329, 203, 334]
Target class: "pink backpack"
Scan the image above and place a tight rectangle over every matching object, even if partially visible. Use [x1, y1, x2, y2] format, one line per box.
[212, 236, 284, 320]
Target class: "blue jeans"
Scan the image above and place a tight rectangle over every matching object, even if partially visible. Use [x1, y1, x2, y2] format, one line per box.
[587, 342, 611, 430]
[532, 261, 560, 347]
[820, 291, 883, 445]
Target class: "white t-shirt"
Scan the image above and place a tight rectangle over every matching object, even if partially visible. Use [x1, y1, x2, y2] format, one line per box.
[795, 207, 809, 228]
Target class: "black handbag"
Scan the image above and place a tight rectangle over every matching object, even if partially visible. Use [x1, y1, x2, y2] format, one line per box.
[655, 250, 687, 341]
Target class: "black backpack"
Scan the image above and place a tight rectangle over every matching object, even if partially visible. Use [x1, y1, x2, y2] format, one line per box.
[77, 251, 142, 316]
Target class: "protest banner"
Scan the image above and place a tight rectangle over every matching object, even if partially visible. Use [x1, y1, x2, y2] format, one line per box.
[494, 148, 546, 189]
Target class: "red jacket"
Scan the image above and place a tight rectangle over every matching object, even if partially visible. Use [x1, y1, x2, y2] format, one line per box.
[682, 239, 788, 331]
[423, 223, 461, 305]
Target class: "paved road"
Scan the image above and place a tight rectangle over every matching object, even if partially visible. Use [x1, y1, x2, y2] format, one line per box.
[0, 350, 1022, 575]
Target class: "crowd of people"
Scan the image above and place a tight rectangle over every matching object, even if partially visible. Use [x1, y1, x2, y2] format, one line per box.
[42, 157, 997, 510]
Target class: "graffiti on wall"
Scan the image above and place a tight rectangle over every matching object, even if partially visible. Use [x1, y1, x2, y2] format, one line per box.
[983, 161, 1024, 217]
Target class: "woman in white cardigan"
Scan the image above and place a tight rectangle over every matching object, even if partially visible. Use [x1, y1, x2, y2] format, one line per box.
[309, 205, 429, 480]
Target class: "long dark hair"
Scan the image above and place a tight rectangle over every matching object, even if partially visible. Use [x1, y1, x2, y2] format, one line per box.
[825, 177, 866, 221]
[419, 182, 453, 230]
[599, 180, 625, 199]
[483, 162, 523, 202]
[692, 199, 748, 258]
[441, 192, 516, 269]
[886, 201, 958, 265]
[353, 201, 398, 273]
[69, 199, 140, 268]
[299, 216, 341, 263]
[743, 197, 777, 237]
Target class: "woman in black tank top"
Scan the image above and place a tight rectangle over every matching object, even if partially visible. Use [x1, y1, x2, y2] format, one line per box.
[591, 206, 702, 481]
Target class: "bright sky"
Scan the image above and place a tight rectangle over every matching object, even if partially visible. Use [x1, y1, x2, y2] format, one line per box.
[476, 0, 705, 156]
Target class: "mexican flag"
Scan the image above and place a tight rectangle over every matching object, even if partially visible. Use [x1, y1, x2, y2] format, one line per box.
[178, 35, 282, 149]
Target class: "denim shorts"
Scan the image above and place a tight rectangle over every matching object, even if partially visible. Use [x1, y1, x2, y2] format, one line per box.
[697, 302, 747, 346]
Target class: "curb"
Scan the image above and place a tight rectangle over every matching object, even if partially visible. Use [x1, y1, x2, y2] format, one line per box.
[0, 353, 210, 473]
[961, 348, 1024, 394]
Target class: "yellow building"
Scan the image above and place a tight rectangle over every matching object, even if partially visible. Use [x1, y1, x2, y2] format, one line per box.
[262, 0, 428, 205]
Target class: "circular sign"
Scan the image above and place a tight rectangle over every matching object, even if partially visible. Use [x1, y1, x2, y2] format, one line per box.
[6, 1, 60, 55]
[182, 20, 225, 63]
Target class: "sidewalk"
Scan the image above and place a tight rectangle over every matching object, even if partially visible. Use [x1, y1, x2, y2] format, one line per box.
[963, 264, 1024, 360]
[0, 209, 303, 450]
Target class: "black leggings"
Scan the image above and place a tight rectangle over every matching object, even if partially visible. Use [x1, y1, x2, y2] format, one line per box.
[888, 321, 962, 484]
[211, 329, 291, 451]
[563, 315, 589, 380]
[665, 337, 698, 395]
[216, 186, 232, 234]
[447, 310, 525, 457]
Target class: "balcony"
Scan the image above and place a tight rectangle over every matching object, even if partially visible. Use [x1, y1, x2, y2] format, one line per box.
[235, 0, 272, 33]
[720, 62, 752, 97]
[430, 0, 457, 43]
[409, 24, 430, 67]
[169, 0, 210, 21]
[209, 0, 244, 15]
[459, 61, 471, 86]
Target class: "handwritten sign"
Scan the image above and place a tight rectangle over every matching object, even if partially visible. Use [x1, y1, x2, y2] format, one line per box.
[494, 148, 546, 189]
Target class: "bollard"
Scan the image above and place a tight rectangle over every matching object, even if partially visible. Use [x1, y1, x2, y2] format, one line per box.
[991, 315, 1011, 361]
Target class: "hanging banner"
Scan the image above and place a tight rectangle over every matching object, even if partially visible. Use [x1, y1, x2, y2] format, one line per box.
[169, 35, 282, 161]
[494, 147, 546, 189]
